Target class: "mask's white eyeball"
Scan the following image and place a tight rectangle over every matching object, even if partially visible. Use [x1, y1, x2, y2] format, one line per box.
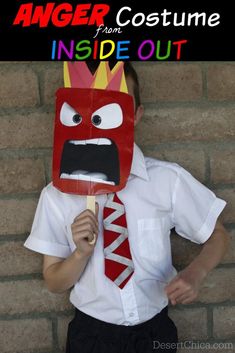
[60, 102, 82, 127]
[91, 103, 123, 129]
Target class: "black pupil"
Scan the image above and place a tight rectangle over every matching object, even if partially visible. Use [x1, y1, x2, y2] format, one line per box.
[92, 115, 102, 126]
[73, 114, 82, 124]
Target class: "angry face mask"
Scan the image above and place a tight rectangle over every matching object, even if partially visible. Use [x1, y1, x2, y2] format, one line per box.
[52, 61, 135, 195]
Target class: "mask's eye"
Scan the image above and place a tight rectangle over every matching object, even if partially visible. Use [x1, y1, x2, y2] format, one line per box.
[91, 103, 123, 129]
[60, 102, 82, 127]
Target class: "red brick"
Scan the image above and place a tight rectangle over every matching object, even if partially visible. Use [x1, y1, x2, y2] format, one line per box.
[0, 280, 72, 315]
[135, 107, 235, 145]
[0, 67, 39, 108]
[210, 148, 235, 184]
[208, 64, 235, 100]
[0, 199, 37, 235]
[0, 111, 54, 149]
[149, 149, 205, 182]
[213, 306, 235, 339]
[58, 315, 74, 350]
[0, 158, 45, 194]
[216, 189, 235, 224]
[0, 241, 42, 276]
[0, 318, 52, 352]
[135, 63, 202, 102]
[169, 307, 207, 340]
[198, 268, 235, 303]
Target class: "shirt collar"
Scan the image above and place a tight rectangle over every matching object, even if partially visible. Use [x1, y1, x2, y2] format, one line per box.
[129, 144, 149, 181]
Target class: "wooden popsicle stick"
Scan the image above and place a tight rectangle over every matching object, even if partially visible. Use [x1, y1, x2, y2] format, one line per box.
[87, 195, 96, 245]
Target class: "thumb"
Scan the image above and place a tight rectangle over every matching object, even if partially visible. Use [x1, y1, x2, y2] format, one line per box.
[95, 202, 99, 218]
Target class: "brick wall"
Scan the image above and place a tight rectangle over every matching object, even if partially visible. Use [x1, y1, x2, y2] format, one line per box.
[0, 62, 234, 353]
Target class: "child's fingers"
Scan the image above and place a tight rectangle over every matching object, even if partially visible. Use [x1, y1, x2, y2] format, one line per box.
[72, 217, 98, 233]
[173, 289, 193, 303]
[88, 203, 99, 245]
[87, 231, 96, 244]
[167, 287, 190, 306]
[166, 284, 198, 305]
[73, 229, 97, 247]
[170, 298, 177, 306]
[166, 287, 187, 300]
[165, 274, 181, 290]
[165, 279, 181, 295]
[72, 222, 98, 236]
[166, 286, 193, 306]
[73, 209, 98, 224]
[181, 297, 194, 305]
[174, 292, 193, 304]
[180, 294, 196, 305]
[73, 214, 98, 230]
[165, 276, 191, 296]
[88, 234, 96, 245]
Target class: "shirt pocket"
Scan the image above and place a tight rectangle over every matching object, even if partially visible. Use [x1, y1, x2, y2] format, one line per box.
[137, 217, 169, 264]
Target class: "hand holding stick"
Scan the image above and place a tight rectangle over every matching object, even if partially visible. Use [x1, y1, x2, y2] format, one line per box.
[87, 196, 96, 245]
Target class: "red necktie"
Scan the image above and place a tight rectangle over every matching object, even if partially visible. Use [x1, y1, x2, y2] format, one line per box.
[103, 193, 134, 289]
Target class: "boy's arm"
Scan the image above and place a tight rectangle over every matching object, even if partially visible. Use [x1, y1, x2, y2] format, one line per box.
[43, 251, 90, 293]
[165, 219, 230, 305]
[43, 205, 99, 293]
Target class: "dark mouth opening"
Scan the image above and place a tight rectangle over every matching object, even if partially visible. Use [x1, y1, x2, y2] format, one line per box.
[60, 139, 120, 185]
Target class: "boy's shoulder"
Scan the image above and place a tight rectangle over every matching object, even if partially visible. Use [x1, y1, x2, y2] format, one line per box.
[144, 155, 184, 178]
[132, 144, 189, 185]
[41, 182, 74, 202]
[43, 181, 60, 196]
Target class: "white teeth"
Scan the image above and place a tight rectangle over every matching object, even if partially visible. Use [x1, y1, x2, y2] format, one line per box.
[87, 138, 99, 144]
[60, 173, 114, 185]
[89, 172, 108, 181]
[71, 170, 87, 175]
[69, 138, 111, 145]
[69, 140, 86, 145]
[98, 138, 111, 145]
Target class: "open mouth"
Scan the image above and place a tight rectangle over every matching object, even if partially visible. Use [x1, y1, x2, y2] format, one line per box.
[60, 138, 120, 185]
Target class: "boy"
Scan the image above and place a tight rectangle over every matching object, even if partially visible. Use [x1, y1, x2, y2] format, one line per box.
[24, 62, 230, 353]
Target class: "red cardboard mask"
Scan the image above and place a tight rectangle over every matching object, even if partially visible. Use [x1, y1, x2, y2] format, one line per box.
[52, 62, 135, 195]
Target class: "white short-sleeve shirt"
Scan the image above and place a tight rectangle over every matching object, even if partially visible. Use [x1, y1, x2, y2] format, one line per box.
[24, 144, 226, 325]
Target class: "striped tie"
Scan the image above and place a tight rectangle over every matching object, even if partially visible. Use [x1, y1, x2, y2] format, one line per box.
[103, 193, 134, 289]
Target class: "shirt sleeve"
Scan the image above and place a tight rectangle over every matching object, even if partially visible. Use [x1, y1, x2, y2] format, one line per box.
[172, 167, 226, 244]
[24, 186, 71, 258]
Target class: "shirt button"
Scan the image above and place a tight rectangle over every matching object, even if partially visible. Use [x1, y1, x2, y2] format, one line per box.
[129, 312, 135, 317]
